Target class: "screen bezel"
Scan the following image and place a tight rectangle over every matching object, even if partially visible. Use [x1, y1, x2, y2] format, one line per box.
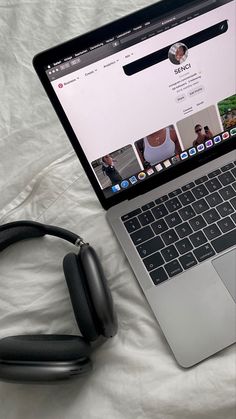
[33, 0, 235, 210]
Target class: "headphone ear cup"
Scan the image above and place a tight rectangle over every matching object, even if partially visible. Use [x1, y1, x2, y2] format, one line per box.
[63, 253, 100, 341]
[0, 335, 92, 382]
[79, 245, 117, 339]
[0, 335, 91, 362]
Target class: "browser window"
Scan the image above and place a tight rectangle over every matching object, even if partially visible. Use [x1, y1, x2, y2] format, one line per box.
[47, 0, 236, 198]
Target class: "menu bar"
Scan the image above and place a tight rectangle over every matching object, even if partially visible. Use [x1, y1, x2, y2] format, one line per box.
[45, 0, 232, 81]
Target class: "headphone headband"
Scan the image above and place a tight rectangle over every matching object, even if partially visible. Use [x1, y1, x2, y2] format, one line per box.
[0, 221, 86, 252]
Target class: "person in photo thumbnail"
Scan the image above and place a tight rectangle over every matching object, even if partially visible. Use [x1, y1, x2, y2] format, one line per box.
[193, 124, 213, 146]
[135, 126, 181, 168]
[101, 155, 122, 185]
[218, 94, 236, 130]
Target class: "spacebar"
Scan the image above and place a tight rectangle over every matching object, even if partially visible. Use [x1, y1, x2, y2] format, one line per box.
[211, 229, 236, 253]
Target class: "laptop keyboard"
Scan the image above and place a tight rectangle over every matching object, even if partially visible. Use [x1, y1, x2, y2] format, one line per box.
[121, 161, 236, 286]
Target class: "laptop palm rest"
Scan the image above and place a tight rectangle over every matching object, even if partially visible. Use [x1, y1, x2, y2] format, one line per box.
[212, 249, 236, 303]
[146, 262, 236, 368]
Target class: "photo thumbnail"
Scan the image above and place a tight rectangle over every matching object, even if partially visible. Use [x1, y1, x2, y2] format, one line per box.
[168, 42, 188, 65]
[218, 94, 236, 130]
[177, 105, 223, 149]
[134, 125, 182, 169]
[91, 145, 141, 190]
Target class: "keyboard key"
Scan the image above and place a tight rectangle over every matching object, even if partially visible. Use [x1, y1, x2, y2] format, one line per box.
[231, 167, 236, 178]
[150, 267, 168, 285]
[192, 185, 209, 199]
[142, 202, 155, 211]
[161, 229, 179, 245]
[231, 213, 236, 225]
[217, 217, 235, 233]
[204, 223, 221, 240]
[182, 182, 195, 191]
[179, 252, 198, 270]
[219, 185, 235, 201]
[122, 208, 141, 221]
[189, 215, 207, 231]
[179, 191, 195, 206]
[206, 191, 223, 207]
[193, 243, 215, 262]
[179, 205, 196, 221]
[232, 182, 236, 192]
[143, 252, 164, 271]
[190, 231, 207, 247]
[211, 229, 236, 253]
[175, 222, 193, 238]
[152, 204, 168, 220]
[169, 188, 182, 198]
[165, 212, 182, 228]
[165, 260, 183, 277]
[155, 195, 168, 205]
[131, 226, 154, 245]
[192, 198, 209, 214]
[203, 208, 220, 224]
[175, 238, 193, 255]
[195, 175, 208, 185]
[216, 202, 234, 217]
[230, 196, 236, 210]
[138, 210, 155, 226]
[205, 178, 222, 193]
[137, 236, 164, 258]
[208, 169, 221, 178]
[165, 197, 182, 213]
[151, 219, 168, 235]
[124, 217, 141, 233]
[161, 245, 179, 262]
[221, 163, 234, 172]
[218, 171, 235, 186]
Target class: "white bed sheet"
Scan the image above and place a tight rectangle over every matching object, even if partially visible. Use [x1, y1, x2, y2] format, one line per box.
[0, 1, 235, 418]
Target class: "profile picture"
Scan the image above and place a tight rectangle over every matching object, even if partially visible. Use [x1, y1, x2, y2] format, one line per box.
[168, 42, 188, 65]
[134, 125, 182, 169]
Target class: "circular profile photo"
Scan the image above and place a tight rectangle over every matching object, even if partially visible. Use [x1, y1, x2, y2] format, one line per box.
[168, 42, 188, 65]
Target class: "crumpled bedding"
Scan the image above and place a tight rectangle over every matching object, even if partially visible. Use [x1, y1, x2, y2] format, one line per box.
[0, 1, 235, 419]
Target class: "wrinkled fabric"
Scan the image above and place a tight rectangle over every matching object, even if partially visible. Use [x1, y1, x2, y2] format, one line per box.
[0, 1, 235, 419]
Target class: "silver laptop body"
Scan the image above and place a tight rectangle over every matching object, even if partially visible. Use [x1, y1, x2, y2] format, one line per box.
[107, 150, 236, 367]
[34, 0, 236, 367]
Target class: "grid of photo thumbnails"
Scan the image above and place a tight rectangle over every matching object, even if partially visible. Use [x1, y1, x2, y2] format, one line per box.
[92, 94, 236, 196]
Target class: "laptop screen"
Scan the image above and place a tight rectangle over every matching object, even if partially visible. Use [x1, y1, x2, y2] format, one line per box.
[45, 0, 235, 200]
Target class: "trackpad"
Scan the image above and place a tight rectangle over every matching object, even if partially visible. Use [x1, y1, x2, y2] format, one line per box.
[212, 249, 236, 302]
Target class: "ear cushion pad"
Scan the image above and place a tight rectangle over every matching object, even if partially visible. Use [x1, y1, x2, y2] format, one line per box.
[0, 335, 91, 362]
[63, 253, 100, 341]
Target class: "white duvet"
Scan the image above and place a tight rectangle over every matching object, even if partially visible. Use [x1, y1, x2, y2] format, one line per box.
[0, 1, 235, 418]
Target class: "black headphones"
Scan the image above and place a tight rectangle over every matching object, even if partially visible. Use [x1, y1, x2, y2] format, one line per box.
[0, 221, 117, 383]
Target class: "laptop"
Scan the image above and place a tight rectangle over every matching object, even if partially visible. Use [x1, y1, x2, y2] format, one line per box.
[33, 0, 236, 367]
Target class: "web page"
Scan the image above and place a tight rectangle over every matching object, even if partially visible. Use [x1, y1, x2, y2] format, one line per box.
[51, 1, 236, 198]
